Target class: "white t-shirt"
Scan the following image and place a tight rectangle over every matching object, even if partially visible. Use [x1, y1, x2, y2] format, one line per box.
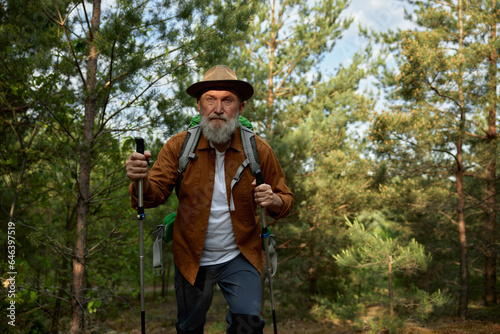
[200, 147, 240, 266]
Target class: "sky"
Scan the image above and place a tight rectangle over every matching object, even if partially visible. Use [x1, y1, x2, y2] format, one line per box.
[315, 0, 420, 115]
[322, 0, 417, 73]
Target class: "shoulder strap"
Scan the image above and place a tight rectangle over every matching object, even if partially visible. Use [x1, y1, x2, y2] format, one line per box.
[230, 123, 262, 211]
[239, 124, 261, 176]
[178, 124, 202, 177]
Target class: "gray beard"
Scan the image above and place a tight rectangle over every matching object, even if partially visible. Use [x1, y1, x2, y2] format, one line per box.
[200, 115, 239, 144]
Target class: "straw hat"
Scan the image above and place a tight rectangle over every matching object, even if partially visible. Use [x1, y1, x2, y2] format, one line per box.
[186, 65, 254, 101]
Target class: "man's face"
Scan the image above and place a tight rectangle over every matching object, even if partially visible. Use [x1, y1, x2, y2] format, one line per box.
[197, 90, 245, 128]
[197, 90, 245, 145]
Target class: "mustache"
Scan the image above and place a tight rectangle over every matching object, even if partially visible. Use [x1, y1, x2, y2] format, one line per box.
[208, 115, 228, 121]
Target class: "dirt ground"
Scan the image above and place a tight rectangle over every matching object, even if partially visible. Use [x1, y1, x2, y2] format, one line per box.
[97, 289, 500, 334]
[108, 315, 500, 334]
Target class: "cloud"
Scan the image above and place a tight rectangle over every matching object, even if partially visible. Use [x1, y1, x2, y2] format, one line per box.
[351, 0, 416, 31]
[321, 0, 417, 72]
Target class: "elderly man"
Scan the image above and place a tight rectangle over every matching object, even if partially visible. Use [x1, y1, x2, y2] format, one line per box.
[126, 65, 293, 334]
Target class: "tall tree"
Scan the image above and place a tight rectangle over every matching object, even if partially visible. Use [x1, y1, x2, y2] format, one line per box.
[480, 0, 498, 307]
[0, 2, 80, 332]
[370, 0, 500, 317]
[224, 0, 376, 306]
[2, 0, 254, 332]
[70, 1, 101, 330]
[0, 0, 60, 242]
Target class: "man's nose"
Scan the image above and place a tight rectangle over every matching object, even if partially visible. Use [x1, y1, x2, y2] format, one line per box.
[213, 100, 224, 113]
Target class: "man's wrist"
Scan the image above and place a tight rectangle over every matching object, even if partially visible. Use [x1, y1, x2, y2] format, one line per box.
[267, 193, 283, 214]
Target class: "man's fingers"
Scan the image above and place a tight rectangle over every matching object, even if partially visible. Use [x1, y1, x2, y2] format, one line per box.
[130, 151, 151, 161]
[126, 151, 151, 181]
[253, 183, 274, 207]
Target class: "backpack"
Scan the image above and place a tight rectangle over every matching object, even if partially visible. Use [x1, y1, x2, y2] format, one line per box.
[152, 116, 277, 275]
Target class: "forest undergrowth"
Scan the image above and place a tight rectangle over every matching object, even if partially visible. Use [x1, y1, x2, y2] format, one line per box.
[90, 287, 500, 334]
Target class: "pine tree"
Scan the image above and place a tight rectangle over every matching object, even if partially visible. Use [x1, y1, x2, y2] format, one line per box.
[369, 0, 500, 317]
[334, 218, 432, 319]
[477, 0, 498, 307]
[224, 0, 377, 307]
[1, 0, 254, 332]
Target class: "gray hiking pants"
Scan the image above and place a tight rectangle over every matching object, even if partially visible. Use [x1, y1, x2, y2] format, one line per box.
[174, 253, 265, 334]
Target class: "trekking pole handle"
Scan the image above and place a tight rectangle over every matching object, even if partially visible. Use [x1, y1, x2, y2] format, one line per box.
[135, 137, 144, 155]
[255, 170, 265, 186]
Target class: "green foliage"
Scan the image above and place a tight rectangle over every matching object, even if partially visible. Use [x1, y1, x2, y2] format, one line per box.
[223, 0, 379, 314]
[368, 0, 500, 317]
[368, 315, 405, 334]
[334, 218, 431, 276]
[206, 320, 227, 333]
[1, 0, 498, 331]
[311, 293, 364, 328]
[1, 0, 255, 332]
[398, 288, 451, 321]
[332, 217, 446, 326]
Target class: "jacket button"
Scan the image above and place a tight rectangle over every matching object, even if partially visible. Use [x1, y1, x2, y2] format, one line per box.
[201, 227, 205, 232]
[206, 202, 210, 207]
[210, 176, 214, 181]
[196, 250, 200, 256]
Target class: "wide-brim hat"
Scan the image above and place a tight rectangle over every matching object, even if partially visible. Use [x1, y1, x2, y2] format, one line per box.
[186, 65, 254, 101]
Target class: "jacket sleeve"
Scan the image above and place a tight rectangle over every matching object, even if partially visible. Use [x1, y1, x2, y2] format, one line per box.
[257, 138, 294, 220]
[129, 134, 184, 209]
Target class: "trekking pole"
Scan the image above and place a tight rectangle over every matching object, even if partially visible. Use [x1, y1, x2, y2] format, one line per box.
[135, 137, 146, 334]
[255, 170, 278, 334]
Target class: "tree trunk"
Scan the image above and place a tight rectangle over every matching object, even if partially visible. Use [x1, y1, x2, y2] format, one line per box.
[456, 0, 468, 318]
[70, 1, 101, 333]
[266, 0, 277, 125]
[483, 0, 497, 307]
[388, 255, 394, 318]
[456, 148, 468, 319]
[70, 159, 91, 334]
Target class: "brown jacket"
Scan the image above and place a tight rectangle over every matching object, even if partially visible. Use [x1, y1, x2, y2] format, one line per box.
[129, 127, 293, 285]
